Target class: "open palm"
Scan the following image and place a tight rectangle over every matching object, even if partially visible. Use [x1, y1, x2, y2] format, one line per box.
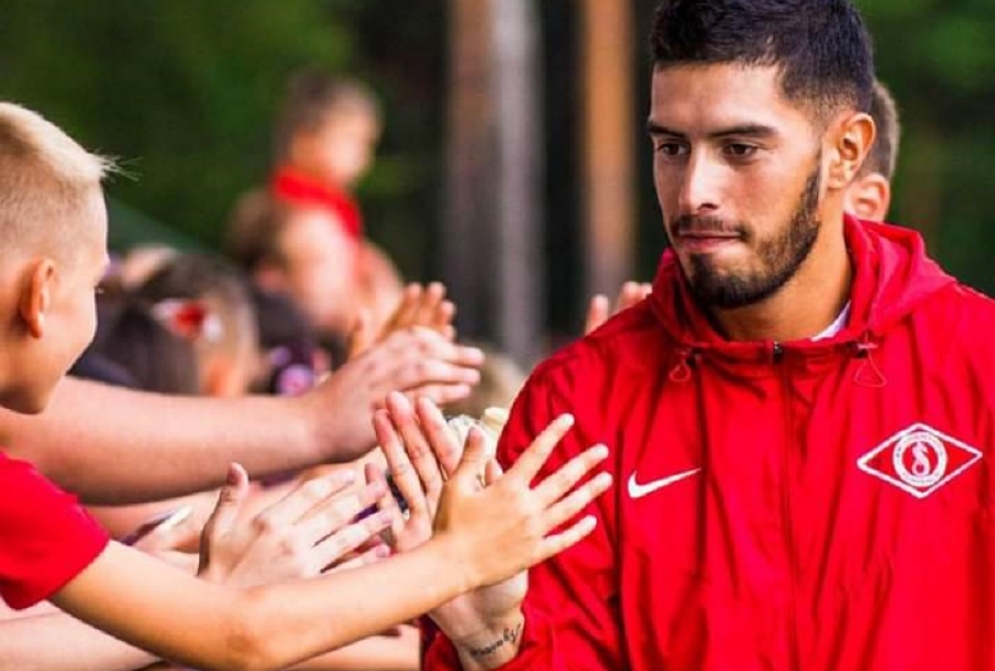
[369, 394, 528, 641]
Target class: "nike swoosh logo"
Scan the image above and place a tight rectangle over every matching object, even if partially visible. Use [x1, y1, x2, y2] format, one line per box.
[627, 467, 702, 499]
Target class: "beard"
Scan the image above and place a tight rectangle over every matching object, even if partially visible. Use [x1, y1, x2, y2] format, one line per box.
[675, 160, 822, 310]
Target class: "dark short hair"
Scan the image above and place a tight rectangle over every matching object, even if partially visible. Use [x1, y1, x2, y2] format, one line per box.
[273, 69, 380, 160]
[860, 79, 900, 180]
[139, 253, 258, 361]
[650, 0, 875, 116]
[225, 188, 290, 272]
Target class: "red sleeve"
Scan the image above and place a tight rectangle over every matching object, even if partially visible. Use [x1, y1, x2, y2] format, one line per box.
[0, 452, 110, 609]
[425, 358, 623, 669]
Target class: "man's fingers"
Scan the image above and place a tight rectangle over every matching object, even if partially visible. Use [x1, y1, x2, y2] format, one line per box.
[533, 444, 610, 507]
[414, 396, 464, 477]
[374, 409, 430, 520]
[505, 414, 575, 487]
[387, 392, 446, 501]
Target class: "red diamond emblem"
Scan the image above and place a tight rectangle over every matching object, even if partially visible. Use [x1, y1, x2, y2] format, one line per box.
[857, 423, 982, 499]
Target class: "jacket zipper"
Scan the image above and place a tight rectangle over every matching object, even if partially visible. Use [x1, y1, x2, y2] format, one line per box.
[773, 342, 800, 671]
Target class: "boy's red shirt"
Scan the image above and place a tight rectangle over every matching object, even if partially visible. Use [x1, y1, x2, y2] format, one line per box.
[0, 452, 109, 609]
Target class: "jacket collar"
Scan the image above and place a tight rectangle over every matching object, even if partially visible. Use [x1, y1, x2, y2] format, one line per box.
[649, 215, 955, 353]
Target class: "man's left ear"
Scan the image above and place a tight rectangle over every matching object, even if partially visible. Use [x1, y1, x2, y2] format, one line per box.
[826, 112, 875, 191]
[19, 259, 57, 339]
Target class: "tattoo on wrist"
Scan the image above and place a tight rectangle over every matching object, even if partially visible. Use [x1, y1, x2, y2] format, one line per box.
[462, 622, 523, 660]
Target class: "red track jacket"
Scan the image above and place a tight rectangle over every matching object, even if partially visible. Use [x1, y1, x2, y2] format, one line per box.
[426, 217, 995, 670]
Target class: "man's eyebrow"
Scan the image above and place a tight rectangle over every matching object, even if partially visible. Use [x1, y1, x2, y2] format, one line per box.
[646, 120, 685, 138]
[645, 121, 778, 140]
[709, 124, 777, 140]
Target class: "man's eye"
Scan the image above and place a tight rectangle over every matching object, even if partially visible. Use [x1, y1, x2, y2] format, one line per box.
[655, 142, 687, 157]
[725, 143, 757, 157]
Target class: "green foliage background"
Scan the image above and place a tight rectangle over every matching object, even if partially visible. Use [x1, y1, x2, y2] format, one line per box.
[2, 1, 994, 317]
[0, 0, 445, 278]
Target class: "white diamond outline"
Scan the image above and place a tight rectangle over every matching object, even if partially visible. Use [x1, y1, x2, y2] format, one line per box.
[856, 422, 983, 500]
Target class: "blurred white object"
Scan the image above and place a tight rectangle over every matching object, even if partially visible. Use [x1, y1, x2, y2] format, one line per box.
[447, 406, 509, 456]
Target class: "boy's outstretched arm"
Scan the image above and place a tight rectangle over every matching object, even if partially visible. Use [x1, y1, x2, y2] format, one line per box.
[49, 417, 610, 671]
[2, 327, 483, 505]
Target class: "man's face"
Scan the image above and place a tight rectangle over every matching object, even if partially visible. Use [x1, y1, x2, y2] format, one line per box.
[649, 64, 827, 309]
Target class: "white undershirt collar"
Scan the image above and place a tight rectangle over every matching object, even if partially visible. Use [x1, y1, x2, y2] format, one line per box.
[810, 302, 851, 341]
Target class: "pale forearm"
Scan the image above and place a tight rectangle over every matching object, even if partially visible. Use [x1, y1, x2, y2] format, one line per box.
[243, 540, 469, 668]
[451, 611, 526, 670]
[0, 613, 157, 671]
[1, 377, 325, 504]
[287, 630, 420, 670]
[55, 541, 468, 671]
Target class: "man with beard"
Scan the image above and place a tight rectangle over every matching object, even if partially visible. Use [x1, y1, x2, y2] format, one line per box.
[398, 0, 995, 669]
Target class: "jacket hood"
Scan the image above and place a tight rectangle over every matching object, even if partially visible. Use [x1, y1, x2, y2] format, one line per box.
[649, 215, 956, 352]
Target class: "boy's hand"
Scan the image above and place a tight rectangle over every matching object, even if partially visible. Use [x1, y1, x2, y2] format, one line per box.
[304, 328, 485, 463]
[584, 281, 652, 334]
[197, 464, 395, 588]
[373, 393, 612, 650]
[349, 282, 457, 358]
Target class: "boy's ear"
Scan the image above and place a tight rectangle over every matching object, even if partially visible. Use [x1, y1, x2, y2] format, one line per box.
[19, 259, 57, 339]
[844, 172, 891, 222]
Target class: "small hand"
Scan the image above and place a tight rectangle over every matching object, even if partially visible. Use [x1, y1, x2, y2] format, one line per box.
[349, 282, 457, 358]
[584, 281, 652, 335]
[372, 393, 612, 645]
[197, 464, 395, 588]
[304, 328, 485, 462]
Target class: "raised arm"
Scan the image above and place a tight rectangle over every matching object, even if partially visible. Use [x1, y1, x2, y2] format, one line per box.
[386, 376, 625, 671]
[49, 415, 609, 671]
[0, 465, 390, 671]
[2, 328, 483, 504]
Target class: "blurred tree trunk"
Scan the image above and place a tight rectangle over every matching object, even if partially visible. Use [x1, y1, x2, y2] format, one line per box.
[490, 0, 543, 366]
[444, 0, 494, 343]
[444, 0, 543, 366]
[581, 0, 636, 300]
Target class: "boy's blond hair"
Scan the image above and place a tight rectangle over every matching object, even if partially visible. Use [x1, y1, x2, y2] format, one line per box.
[0, 103, 113, 257]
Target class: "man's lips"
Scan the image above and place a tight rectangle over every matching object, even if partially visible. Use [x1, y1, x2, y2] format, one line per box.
[674, 232, 742, 251]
